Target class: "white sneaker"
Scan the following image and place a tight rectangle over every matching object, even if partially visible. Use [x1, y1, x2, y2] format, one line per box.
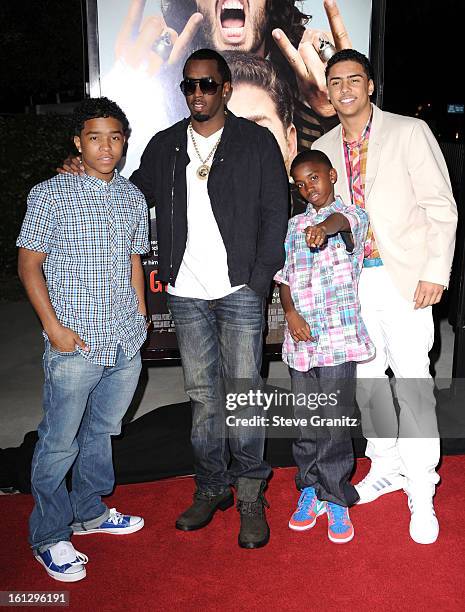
[355, 471, 406, 504]
[35, 541, 88, 582]
[407, 490, 439, 544]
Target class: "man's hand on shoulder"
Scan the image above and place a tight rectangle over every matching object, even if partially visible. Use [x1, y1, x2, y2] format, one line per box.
[413, 281, 444, 309]
[56, 155, 84, 176]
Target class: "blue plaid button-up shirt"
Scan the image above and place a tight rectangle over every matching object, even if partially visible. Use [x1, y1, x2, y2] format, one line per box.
[17, 171, 150, 366]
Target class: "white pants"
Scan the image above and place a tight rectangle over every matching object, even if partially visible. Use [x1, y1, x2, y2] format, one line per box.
[356, 266, 440, 488]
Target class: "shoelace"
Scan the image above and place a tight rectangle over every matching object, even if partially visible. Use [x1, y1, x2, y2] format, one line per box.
[107, 508, 125, 525]
[296, 489, 317, 513]
[71, 552, 89, 566]
[50, 542, 88, 568]
[50, 549, 88, 568]
[326, 503, 348, 526]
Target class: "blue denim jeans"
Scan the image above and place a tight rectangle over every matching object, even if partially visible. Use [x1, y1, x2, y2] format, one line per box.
[29, 342, 142, 553]
[290, 361, 359, 506]
[167, 286, 271, 494]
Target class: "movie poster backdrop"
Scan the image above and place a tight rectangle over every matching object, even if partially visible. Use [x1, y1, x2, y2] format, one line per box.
[86, 0, 378, 358]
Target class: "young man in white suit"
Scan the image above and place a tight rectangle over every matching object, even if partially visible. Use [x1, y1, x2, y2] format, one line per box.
[312, 49, 457, 544]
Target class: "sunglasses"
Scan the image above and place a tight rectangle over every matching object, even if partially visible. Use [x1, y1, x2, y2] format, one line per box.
[180, 77, 224, 96]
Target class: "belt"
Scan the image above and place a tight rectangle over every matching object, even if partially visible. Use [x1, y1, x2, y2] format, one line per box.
[363, 257, 383, 268]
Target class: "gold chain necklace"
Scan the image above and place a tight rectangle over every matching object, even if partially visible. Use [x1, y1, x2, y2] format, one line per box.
[188, 123, 222, 180]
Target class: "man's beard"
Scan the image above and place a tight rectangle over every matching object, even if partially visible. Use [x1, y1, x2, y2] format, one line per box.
[192, 112, 210, 122]
[199, 5, 268, 54]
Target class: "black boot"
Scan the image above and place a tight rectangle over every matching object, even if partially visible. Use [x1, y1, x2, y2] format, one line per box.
[175, 489, 234, 531]
[236, 478, 270, 549]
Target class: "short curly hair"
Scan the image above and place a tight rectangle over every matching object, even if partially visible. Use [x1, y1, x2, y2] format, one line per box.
[161, 0, 310, 88]
[72, 97, 129, 136]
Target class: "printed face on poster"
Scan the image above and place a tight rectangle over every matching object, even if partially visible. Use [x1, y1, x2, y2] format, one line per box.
[88, 0, 376, 357]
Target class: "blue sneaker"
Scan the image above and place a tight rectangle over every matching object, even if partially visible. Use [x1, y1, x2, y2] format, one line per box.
[35, 541, 88, 582]
[326, 502, 354, 543]
[73, 508, 144, 535]
[289, 487, 326, 531]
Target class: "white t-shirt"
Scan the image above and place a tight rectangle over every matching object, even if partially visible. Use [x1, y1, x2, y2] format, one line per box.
[167, 126, 244, 299]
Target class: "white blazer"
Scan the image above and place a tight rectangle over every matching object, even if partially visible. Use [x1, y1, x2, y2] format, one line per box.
[313, 104, 458, 301]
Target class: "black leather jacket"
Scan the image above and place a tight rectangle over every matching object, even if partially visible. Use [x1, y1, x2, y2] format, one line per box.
[130, 111, 289, 296]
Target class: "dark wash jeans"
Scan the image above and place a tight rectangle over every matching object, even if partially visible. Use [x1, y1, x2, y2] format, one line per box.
[290, 361, 359, 507]
[167, 286, 271, 494]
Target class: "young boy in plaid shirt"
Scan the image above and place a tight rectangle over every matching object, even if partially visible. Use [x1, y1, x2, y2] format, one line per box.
[17, 98, 149, 581]
[274, 149, 374, 543]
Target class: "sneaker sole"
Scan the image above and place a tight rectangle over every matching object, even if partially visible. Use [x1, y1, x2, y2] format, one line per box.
[35, 556, 86, 582]
[288, 506, 326, 531]
[176, 496, 234, 532]
[73, 518, 144, 535]
[409, 531, 439, 545]
[355, 478, 406, 505]
[328, 530, 355, 544]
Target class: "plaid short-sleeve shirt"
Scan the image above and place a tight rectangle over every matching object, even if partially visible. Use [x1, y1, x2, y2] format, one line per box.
[274, 197, 375, 371]
[17, 171, 150, 366]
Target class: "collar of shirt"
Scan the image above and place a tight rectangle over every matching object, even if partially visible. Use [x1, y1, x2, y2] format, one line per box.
[304, 195, 343, 218]
[343, 106, 373, 149]
[79, 168, 125, 192]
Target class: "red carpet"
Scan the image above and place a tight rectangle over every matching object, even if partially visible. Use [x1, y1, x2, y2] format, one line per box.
[1, 457, 464, 611]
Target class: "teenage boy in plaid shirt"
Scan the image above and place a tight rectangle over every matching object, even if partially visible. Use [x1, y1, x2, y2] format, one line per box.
[274, 149, 373, 543]
[17, 98, 149, 582]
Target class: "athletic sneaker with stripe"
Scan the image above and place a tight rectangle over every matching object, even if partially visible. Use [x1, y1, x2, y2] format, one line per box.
[355, 471, 406, 504]
[407, 485, 439, 544]
[289, 487, 326, 531]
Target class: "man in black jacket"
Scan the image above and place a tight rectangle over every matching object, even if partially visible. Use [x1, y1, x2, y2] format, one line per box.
[131, 48, 289, 548]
